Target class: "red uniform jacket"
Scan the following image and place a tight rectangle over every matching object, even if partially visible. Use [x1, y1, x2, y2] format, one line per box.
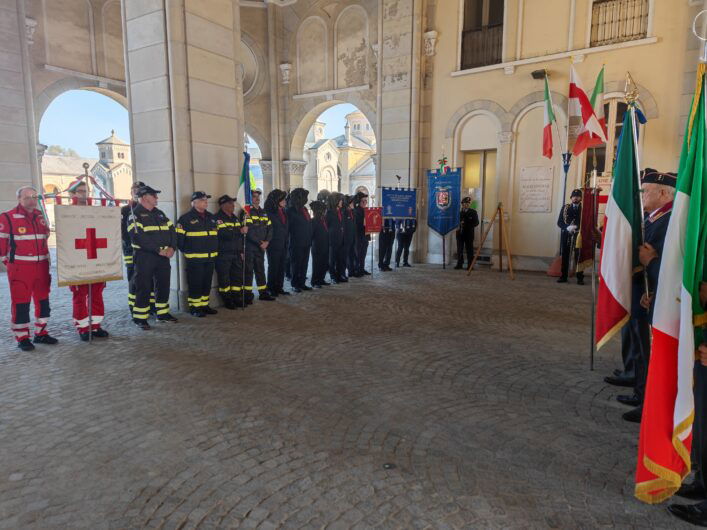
[0, 205, 50, 262]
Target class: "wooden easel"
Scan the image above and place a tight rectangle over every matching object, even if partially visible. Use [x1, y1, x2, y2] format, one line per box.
[466, 202, 515, 280]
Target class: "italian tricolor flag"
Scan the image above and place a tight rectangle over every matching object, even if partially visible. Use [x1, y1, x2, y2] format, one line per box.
[573, 65, 608, 156]
[542, 76, 556, 159]
[569, 65, 607, 156]
[635, 64, 707, 504]
[595, 104, 642, 349]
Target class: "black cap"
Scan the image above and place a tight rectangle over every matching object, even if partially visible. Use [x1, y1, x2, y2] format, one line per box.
[136, 185, 160, 197]
[218, 194, 236, 206]
[131, 181, 146, 189]
[570, 189, 582, 198]
[642, 169, 677, 188]
[191, 191, 211, 201]
[461, 196, 472, 204]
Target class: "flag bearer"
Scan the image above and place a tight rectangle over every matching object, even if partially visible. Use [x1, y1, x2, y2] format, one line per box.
[67, 180, 109, 341]
[121, 181, 146, 314]
[214, 195, 244, 310]
[244, 189, 275, 301]
[0, 186, 58, 351]
[128, 185, 178, 329]
[177, 192, 219, 317]
[378, 218, 396, 272]
[455, 197, 479, 270]
[395, 218, 417, 268]
[556, 189, 583, 284]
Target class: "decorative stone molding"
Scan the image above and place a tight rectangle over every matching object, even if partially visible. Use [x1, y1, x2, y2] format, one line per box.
[25, 17, 37, 47]
[423, 31, 438, 57]
[497, 131, 514, 144]
[282, 160, 307, 176]
[260, 160, 273, 178]
[279, 63, 292, 85]
[36, 143, 47, 166]
[265, 0, 298, 5]
[371, 43, 379, 60]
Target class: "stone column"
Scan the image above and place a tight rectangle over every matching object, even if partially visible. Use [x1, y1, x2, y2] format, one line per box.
[282, 160, 306, 190]
[0, 0, 40, 211]
[122, 0, 245, 306]
[260, 160, 273, 194]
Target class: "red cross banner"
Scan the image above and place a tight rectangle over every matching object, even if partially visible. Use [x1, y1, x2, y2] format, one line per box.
[54, 205, 123, 287]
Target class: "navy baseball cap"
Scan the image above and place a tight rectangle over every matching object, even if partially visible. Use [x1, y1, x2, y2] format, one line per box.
[136, 185, 160, 197]
[191, 191, 211, 201]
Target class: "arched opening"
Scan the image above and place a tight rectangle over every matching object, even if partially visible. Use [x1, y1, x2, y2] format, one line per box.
[299, 102, 377, 200]
[245, 134, 264, 192]
[38, 89, 131, 221]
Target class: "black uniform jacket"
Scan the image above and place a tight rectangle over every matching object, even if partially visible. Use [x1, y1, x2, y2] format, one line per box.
[354, 206, 371, 242]
[215, 210, 243, 260]
[127, 204, 177, 255]
[246, 206, 273, 253]
[459, 208, 479, 237]
[287, 205, 313, 248]
[176, 208, 219, 261]
[120, 202, 137, 259]
[267, 206, 288, 251]
[327, 207, 345, 245]
[312, 216, 329, 252]
[397, 219, 417, 234]
[343, 207, 356, 246]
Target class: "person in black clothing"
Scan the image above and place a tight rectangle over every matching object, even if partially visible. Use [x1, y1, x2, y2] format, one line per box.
[353, 191, 371, 276]
[121, 181, 145, 313]
[245, 190, 275, 302]
[265, 189, 289, 298]
[127, 185, 178, 329]
[327, 192, 347, 283]
[395, 219, 417, 268]
[378, 219, 396, 271]
[343, 195, 357, 277]
[287, 188, 313, 293]
[310, 200, 330, 288]
[556, 189, 584, 284]
[176, 191, 219, 317]
[455, 197, 479, 269]
[214, 195, 245, 310]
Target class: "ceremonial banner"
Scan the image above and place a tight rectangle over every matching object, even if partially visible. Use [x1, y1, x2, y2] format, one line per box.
[575, 187, 598, 272]
[55, 205, 123, 287]
[364, 207, 383, 234]
[427, 168, 461, 236]
[381, 187, 417, 219]
[635, 64, 706, 504]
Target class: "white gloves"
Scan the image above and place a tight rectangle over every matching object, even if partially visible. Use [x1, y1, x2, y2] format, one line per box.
[567, 224, 578, 234]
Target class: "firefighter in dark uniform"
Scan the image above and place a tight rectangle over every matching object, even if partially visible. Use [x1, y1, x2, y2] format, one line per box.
[378, 219, 396, 272]
[395, 218, 417, 268]
[455, 197, 479, 269]
[214, 195, 245, 310]
[121, 181, 145, 313]
[245, 189, 276, 301]
[176, 191, 219, 317]
[557, 189, 584, 284]
[127, 185, 178, 329]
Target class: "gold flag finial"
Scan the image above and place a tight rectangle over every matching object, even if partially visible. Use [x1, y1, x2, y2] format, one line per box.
[625, 71, 639, 104]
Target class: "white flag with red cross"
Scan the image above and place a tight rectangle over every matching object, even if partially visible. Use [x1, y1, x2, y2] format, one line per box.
[54, 205, 123, 287]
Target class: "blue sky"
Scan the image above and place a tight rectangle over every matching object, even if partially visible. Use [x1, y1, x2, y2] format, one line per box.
[39, 91, 361, 156]
[39, 90, 130, 158]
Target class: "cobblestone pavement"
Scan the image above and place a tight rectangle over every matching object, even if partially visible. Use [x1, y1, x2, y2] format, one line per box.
[0, 265, 692, 529]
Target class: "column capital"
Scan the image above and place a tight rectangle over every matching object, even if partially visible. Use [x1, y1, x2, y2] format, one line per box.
[497, 131, 514, 144]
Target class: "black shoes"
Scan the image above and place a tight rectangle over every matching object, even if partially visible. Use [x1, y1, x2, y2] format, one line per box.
[403, 263, 412, 267]
[622, 406, 642, 423]
[320, 281, 331, 286]
[259, 293, 276, 301]
[17, 339, 35, 351]
[133, 319, 151, 330]
[395, 262, 399, 268]
[156, 313, 178, 323]
[33, 334, 58, 345]
[277, 289, 290, 296]
[312, 284, 322, 289]
[302, 285, 313, 291]
[362, 270, 371, 275]
[292, 286, 302, 293]
[92, 328, 109, 338]
[604, 375, 636, 387]
[454, 264, 463, 270]
[577, 278, 585, 285]
[79, 332, 90, 342]
[617, 394, 641, 407]
[190, 308, 205, 318]
[557, 277, 568, 283]
[676, 481, 707, 501]
[667, 502, 707, 526]
[202, 306, 218, 315]
[223, 299, 236, 310]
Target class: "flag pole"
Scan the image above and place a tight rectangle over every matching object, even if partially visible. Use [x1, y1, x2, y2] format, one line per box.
[626, 72, 651, 303]
[590, 173, 599, 371]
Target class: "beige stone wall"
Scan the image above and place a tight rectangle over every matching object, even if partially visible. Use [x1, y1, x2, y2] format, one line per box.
[424, 0, 694, 267]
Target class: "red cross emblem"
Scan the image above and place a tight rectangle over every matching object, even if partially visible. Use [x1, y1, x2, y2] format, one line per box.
[75, 228, 108, 259]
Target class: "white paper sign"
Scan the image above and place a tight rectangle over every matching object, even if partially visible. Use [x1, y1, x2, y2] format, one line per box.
[54, 205, 123, 287]
[519, 166, 554, 213]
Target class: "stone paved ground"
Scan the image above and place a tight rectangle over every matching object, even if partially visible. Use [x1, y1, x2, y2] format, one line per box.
[0, 264, 693, 529]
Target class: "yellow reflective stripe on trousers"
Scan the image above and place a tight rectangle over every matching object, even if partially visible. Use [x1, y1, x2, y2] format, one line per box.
[257, 285, 267, 290]
[184, 231, 217, 237]
[184, 252, 218, 259]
